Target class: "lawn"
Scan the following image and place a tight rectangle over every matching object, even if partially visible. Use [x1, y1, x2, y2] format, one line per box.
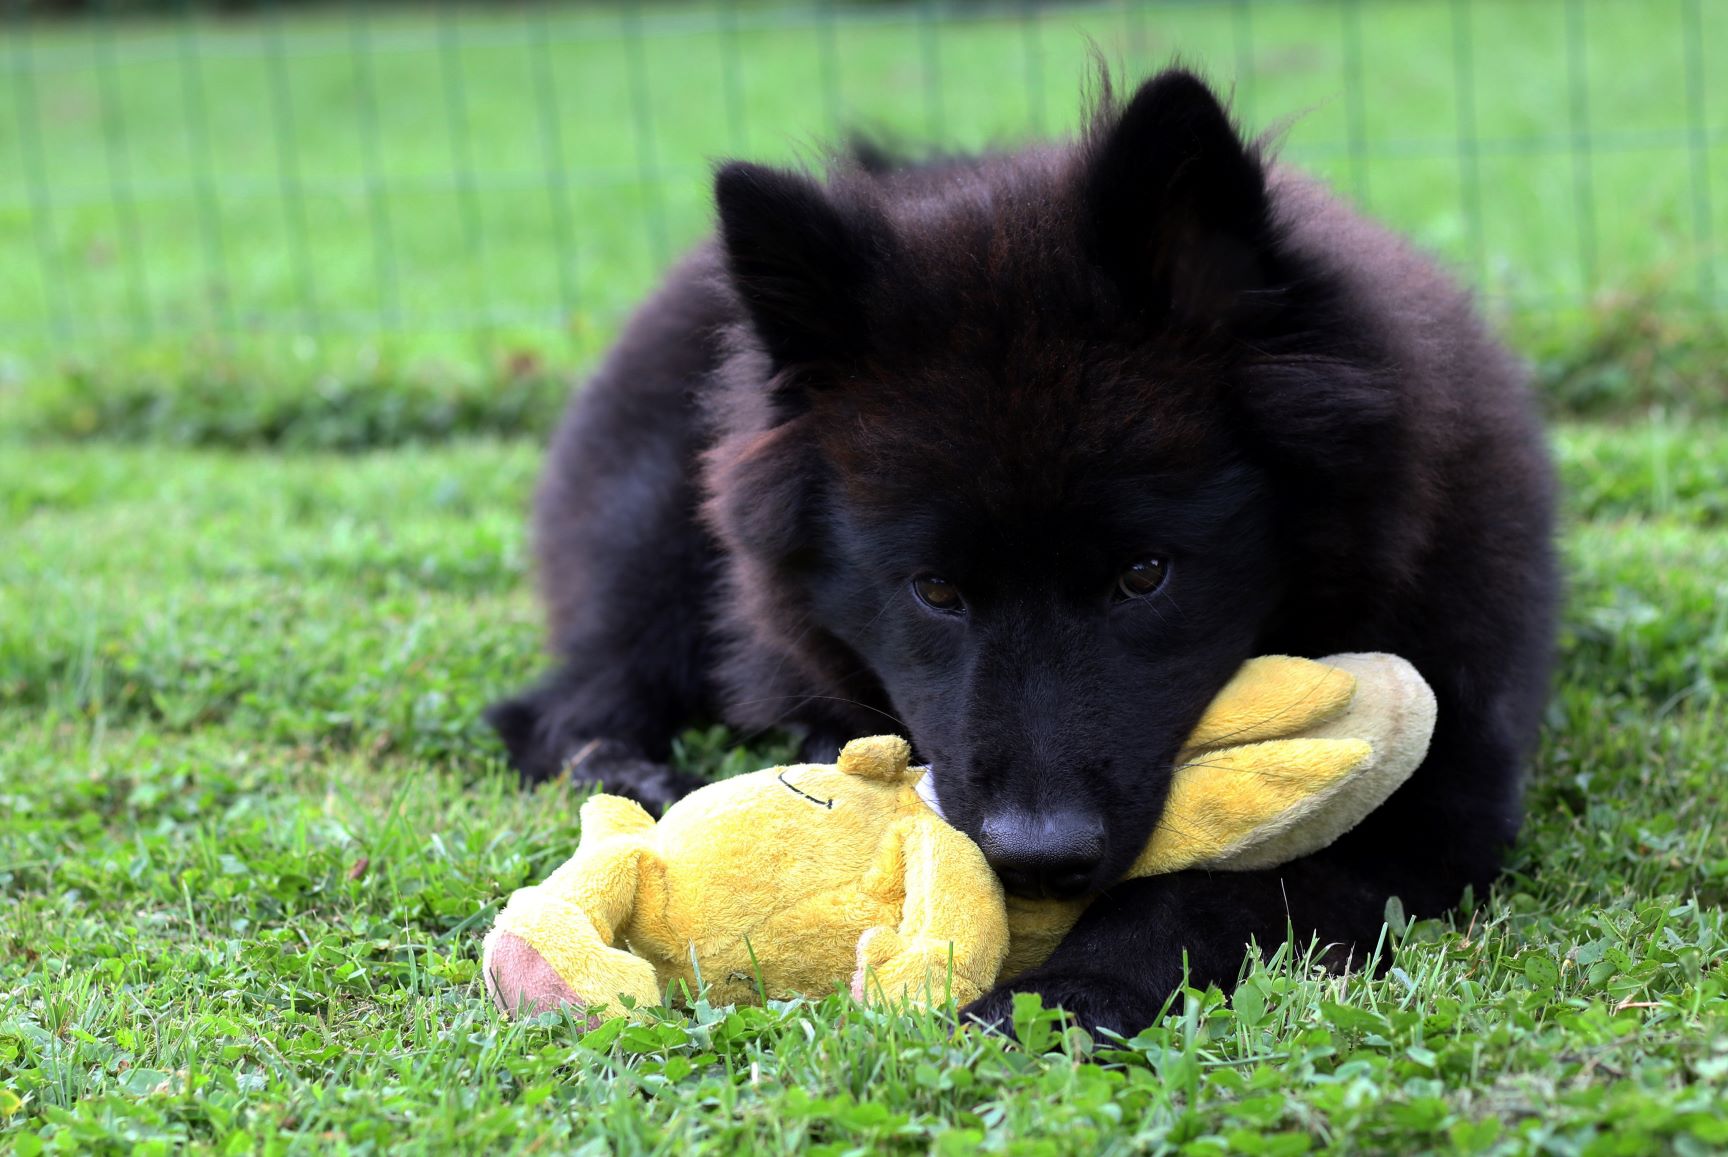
[4, 1, 1728, 1154]
[2, 424, 1725, 1153]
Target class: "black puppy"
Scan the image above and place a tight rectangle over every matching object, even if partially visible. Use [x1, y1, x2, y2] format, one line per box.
[488, 69, 1558, 1034]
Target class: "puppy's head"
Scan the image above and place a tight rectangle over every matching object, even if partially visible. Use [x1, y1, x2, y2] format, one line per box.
[704, 70, 1399, 899]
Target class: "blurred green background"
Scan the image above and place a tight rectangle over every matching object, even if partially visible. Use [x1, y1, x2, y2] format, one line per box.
[1, 0, 1724, 447]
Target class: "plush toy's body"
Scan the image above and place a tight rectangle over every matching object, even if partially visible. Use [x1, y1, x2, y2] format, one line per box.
[488, 735, 1006, 1010]
[485, 653, 1436, 1018]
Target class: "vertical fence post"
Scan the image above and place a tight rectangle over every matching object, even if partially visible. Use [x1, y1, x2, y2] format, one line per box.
[1123, 0, 1147, 68]
[1562, 0, 1598, 300]
[622, 0, 671, 270]
[1450, 0, 1486, 295]
[8, 3, 72, 347]
[530, 3, 579, 337]
[1231, 0, 1255, 130]
[718, 0, 749, 154]
[439, 4, 492, 361]
[1682, 0, 1715, 304]
[264, 0, 320, 338]
[920, 0, 946, 142]
[817, 0, 843, 138]
[349, 1, 401, 336]
[176, 1, 235, 342]
[1339, 0, 1370, 209]
[92, 3, 153, 342]
[1021, 0, 1045, 136]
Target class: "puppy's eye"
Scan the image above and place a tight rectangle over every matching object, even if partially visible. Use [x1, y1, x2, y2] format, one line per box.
[912, 576, 965, 614]
[1115, 558, 1170, 601]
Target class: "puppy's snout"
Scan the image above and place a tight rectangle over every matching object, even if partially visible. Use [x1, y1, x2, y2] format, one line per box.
[977, 810, 1107, 900]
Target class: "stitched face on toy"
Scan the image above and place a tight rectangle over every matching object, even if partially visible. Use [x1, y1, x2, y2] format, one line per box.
[650, 747, 923, 902]
[659, 762, 892, 835]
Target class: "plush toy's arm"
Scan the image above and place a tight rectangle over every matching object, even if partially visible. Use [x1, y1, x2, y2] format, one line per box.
[997, 653, 1438, 981]
[1179, 655, 1359, 753]
[852, 813, 1010, 1010]
[484, 794, 664, 1019]
[1129, 653, 1436, 878]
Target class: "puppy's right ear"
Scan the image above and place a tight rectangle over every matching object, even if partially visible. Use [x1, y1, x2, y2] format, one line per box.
[1082, 69, 1274, 322]
[714, 162, 888, 370]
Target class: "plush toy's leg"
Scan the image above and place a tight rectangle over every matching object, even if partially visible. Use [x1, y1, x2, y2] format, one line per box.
[482, 929, 580, 1017]
[485, 838, 662, 1020]
[851, 816, 1009, 1011]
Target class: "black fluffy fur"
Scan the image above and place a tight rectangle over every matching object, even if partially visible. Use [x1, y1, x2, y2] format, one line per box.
[487, 69, 1559, 1035]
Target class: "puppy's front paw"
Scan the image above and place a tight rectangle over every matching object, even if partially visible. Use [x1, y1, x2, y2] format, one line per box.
[483, 688, 702, 810]
[561, 739, 704, 814]
[962, 973, 1146, 1039]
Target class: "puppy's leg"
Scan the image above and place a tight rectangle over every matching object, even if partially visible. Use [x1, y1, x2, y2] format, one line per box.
[485, 686, 707, 811]
[486, 441, 718, 808]
[487, 485, 717, 811]
[487, 257, 729, 809]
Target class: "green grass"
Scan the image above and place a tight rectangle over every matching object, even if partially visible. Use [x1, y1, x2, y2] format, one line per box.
[2, 419, 1725, 1154]
[2, 0, 1727, 435]
[3, 1, 1727, 1151]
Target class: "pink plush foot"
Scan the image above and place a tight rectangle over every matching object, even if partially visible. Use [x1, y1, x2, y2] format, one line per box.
[482, 928, 597, 1025]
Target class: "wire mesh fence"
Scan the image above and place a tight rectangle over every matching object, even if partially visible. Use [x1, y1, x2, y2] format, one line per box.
[0, 0, 1722, 385]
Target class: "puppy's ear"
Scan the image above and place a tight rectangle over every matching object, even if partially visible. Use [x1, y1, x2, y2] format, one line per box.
[1083, 69, 1274, 321]
[715, 162, 889, 369]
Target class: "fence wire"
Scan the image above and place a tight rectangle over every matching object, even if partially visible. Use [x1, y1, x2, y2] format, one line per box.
[0, 0, 1721, 377]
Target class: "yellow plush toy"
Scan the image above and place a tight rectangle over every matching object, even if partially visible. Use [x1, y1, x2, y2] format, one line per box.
[483, 652, 1436, 1018]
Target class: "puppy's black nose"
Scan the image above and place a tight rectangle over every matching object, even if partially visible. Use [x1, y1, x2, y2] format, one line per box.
[976, 810, 1107, 900]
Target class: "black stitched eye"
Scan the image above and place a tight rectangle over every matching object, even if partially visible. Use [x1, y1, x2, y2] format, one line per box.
[912, 576, 965, 614]
[1115, 558, 1170, 601]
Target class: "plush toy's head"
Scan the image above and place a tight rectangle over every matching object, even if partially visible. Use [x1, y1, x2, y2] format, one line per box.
[653, 733, 922, 874]
[644, 734, 945, 984]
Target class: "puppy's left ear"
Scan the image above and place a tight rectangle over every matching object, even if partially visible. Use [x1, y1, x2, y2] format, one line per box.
[1082, 69, 1274, 321]
[715, 162, 891, 372]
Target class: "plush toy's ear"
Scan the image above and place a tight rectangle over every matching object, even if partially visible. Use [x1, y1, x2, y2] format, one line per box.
[580, 793, 658, 843]
[715, 161, 891, 374]
[1082, 69, 1274, 322]
[836, 735, 914, 782]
